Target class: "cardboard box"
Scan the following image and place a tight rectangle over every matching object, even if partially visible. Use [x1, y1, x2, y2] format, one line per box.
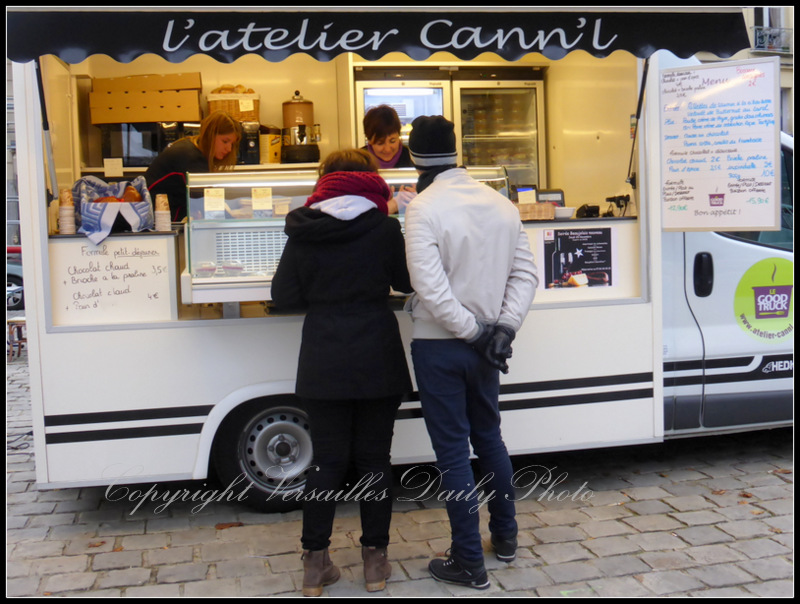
[90, 73, 202, 125]
[93, 73, 202, 94]
[517, 202, 555, 221]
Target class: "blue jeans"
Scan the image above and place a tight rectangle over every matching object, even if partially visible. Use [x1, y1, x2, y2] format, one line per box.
[411, 339, 517, 564]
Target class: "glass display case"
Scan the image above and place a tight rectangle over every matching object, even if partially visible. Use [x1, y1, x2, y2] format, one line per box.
[182, 166, 511, 308]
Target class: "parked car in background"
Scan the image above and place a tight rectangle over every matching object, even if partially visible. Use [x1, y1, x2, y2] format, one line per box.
[7, 256, 24, 311]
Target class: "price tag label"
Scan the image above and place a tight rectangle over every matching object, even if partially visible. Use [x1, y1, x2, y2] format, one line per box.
[103, 158, 124, 178]
[252, 187, 273, 210]
[204, 188, 225, 219]
[239, 98, 255, 112]
[252, 187, 275, 218]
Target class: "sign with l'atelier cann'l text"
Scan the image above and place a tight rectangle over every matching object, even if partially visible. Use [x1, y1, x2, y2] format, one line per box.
[660, 57, 780, 232]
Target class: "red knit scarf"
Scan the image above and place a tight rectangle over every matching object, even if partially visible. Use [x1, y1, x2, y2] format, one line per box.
[305, 171, 391, 215]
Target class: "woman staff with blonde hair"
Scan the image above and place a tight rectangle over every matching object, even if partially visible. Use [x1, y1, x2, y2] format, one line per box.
[145, 111, 241, 221]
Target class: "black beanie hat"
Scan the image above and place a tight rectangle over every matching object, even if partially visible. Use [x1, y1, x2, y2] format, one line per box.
[408, 115, 458, 168]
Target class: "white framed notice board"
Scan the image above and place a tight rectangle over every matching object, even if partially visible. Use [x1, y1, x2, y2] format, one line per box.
[49, 234, 178, 326]
[660, 57, 780, 232]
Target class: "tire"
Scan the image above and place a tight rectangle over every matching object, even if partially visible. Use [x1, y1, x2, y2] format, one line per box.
[7, 275, 24, 311]
[212, 398, 314, 513]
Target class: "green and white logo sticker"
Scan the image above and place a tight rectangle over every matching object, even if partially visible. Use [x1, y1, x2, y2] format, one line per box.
[734, 257, 794, 343]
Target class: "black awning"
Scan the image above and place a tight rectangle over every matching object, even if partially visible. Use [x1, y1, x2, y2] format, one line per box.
[7, 9, 750, 64]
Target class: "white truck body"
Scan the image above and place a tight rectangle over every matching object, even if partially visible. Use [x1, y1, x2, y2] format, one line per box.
[10, 13, 792, 511]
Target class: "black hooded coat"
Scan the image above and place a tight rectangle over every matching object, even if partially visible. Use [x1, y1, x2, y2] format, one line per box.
[271, 206, 413, 400]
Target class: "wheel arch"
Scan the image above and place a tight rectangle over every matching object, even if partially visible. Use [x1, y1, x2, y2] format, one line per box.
[191, 380, 299, 479]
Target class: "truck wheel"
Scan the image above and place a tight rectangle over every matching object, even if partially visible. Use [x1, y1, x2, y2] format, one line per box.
[212, 399, 313, 513]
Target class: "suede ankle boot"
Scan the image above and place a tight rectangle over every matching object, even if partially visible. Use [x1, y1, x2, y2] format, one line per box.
[301, 548, 340, 597]
[362, 546, 391, 592]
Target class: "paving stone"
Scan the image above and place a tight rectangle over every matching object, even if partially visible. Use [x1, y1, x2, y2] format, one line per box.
[41, 572, 97, 593]
[578, 519, 637, 538]
[627, 531, 688, 552]
[92, 550, 144, 571]
[125, 583, 182, 597]
[536, 581, 597, 598]
[32, 554, 90, 576]
[532, 525, 588, 543]
[688, 586, 751, 596]
[95, 567, 152, 589]
[675, 525, 736, 546]
[663, 494, 714, 512]
[736, 556, 794, 581]
[183, 578, 240, 597]
[762, 515, 793, 534]
[669, 509, 727, 526]
[12, 540, 66, 559]
[624, 499, 675, 515]
[587, 575, 654, 596]
[146, 546, 195, 566]
[743, 579, 795, 597]
[755, 498, 794, 516]
[686, 563, 757, 588]
[622, 513, 684, 532]
[200, 540, 252, 562]
[534, 509, 593, 526]
[395, 521, 450, 541]
[155, 563, 209, 584]
[716, 520, 775, 540]
[587, 554, 650, 578]
[684, 544, 746, 565]
[492, 566, 553, 591]
[239, 572, 297, 596]
[635, 570, 705, 595]
[728, 538, 791, 559]
[6, 577, 42, 598]
[621, 486, 672, 501]
[532, 542, 594, 564]
[385, 576, 452, 597]
[581, 536, 641, 557]
[541, 561, 605, 584]
[579, 504, 633, 521]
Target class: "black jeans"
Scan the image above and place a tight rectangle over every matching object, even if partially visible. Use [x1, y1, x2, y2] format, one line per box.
[301, 396, 401, 551]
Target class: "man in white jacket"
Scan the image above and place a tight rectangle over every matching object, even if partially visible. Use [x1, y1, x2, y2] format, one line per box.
[404, 116, 539, 589]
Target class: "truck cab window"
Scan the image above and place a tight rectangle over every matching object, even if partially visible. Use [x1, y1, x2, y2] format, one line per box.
[724, 141, 793, 252]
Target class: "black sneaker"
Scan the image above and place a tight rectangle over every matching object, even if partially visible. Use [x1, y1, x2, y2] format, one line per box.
[428, 553, 490, 590]
[491, 534, 518, 562]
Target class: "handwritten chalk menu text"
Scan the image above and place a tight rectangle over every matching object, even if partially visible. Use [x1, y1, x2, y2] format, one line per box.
[660, 58, 780, 231]
[50, 235, 177, 326]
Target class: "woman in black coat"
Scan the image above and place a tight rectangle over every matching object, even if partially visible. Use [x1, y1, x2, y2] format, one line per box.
[271, 149, 412, 596]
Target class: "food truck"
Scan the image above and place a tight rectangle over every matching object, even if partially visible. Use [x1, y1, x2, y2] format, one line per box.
[8, 8, 793, 512]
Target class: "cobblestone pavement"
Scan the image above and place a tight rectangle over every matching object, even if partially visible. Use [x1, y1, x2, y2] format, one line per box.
[7, 351, 794, 597]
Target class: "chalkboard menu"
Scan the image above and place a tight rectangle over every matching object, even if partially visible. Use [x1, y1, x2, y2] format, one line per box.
[49, 235, 178, 326]
[660, 58, 780, 232]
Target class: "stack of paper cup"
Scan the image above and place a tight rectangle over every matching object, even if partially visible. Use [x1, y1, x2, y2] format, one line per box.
[58, 188, 76, 235]
[154, 194, 172, 231]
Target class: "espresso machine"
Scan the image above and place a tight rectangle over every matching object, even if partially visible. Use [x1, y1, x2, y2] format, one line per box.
[281, 90, 320, 163]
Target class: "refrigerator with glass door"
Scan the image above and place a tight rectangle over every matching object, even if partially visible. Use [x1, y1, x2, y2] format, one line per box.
[354, 67, 453, 147]
[452, 68, 547, 189]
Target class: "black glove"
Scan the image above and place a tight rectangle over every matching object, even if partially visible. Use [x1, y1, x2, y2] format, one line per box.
[466, 321, 493, 354]
[488, 325, 516, 374]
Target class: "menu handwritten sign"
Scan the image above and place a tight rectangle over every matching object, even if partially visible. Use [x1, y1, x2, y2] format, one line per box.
[49, 236, 177, 326]
[660, 58, 780, 231]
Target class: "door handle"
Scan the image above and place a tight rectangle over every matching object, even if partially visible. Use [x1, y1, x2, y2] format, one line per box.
[693, 252, 714, 297]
